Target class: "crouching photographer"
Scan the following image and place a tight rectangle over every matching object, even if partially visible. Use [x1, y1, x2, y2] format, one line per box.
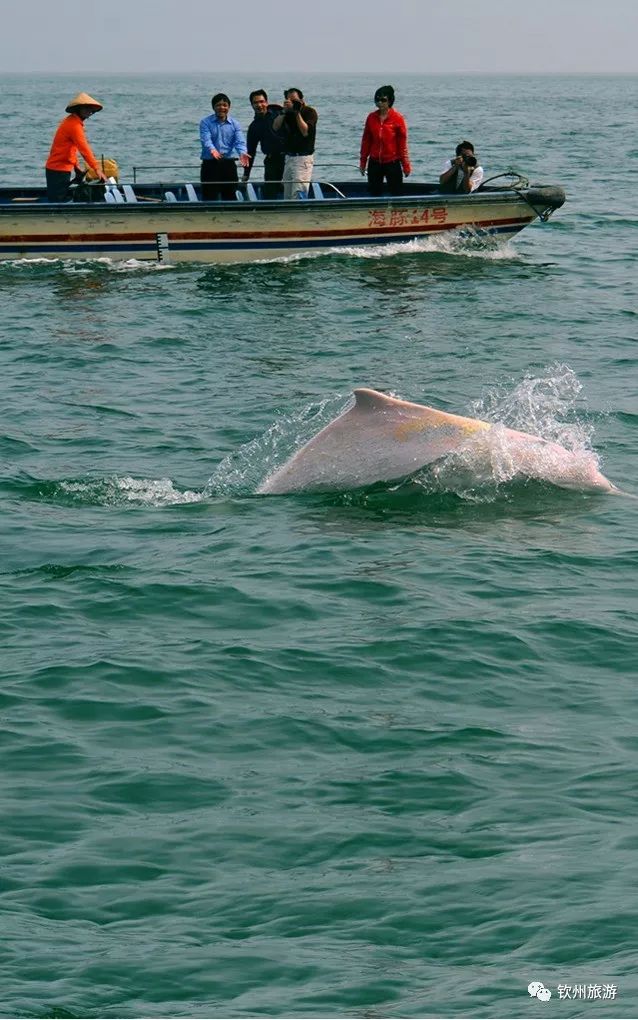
[439, 141, 484, 193]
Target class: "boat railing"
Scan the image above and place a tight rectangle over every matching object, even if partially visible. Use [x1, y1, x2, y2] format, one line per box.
[130, 162, 360, 185]
[132, 165, 197, 183]
[312, 181, 347, 199]
[477, 169, 530, 190]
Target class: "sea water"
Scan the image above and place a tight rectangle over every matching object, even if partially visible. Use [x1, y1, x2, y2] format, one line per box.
[1, 73, 637, 1018]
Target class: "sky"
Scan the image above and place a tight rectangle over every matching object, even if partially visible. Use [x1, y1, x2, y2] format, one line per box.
[2, 0, 637, 74]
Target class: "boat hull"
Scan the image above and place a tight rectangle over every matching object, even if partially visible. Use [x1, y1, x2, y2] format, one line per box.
[0, 185, 565, 264]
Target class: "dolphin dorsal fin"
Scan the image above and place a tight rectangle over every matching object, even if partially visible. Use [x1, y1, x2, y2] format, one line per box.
[352, 387, 491, 434]
[354, 388, 405, 412]
[353, 388, 427, 415]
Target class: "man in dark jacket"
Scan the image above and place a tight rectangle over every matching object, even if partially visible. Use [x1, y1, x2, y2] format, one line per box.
[242, 89, 285, 199]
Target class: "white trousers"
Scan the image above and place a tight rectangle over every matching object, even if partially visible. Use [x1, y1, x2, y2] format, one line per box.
[283, 155, 314, 199]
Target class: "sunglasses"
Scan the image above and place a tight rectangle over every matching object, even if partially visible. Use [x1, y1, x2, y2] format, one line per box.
[375, 97, 389, 103]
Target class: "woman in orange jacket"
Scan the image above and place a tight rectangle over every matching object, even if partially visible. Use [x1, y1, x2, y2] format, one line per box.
[359, 85, 411, 197]
[45, 92, 107, 202]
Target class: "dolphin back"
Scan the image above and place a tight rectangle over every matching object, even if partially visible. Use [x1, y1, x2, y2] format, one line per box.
[258, 388, 490, 494]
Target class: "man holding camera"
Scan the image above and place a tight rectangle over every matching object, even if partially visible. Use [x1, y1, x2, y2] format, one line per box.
[439, 141, 484, 194]
[273, 88, 318, 200]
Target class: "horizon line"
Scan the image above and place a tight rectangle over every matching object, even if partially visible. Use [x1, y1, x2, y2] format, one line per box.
[2, 68, 637, 76]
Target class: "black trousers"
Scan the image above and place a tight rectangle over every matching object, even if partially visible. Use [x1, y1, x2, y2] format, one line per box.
[263, 153, 285, 199]
[200, 158, 238, 201]
[367, 158, 403, 197]
[46, 168, 72, 202]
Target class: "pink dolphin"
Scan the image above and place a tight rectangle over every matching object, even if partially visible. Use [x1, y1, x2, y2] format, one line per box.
[258, 388, 617, 495]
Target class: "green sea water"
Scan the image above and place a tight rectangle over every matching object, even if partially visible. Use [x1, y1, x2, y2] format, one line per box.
[1, 73, 637, 1018]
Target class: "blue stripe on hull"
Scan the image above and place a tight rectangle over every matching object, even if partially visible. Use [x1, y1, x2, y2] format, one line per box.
[0, 223, 523, 258]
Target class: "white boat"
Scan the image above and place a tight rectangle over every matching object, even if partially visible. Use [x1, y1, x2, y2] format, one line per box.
[0, 173, 565, 264]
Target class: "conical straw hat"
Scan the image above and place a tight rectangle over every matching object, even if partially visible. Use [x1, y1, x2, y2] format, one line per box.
[66, 92, 103, 113]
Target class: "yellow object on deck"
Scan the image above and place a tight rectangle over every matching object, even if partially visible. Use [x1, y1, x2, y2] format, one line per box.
[85, 157, 119, 182]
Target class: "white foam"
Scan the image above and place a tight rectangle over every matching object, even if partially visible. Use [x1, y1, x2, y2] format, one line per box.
[60, 476, 202, 507]
[249, 231, 519, 266]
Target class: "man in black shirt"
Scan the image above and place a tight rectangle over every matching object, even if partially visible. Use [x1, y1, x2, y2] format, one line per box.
[273, 88, 319, 200]
[242, 89, 286, 199]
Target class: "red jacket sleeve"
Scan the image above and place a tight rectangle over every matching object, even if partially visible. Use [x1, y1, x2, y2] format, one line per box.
[360, 114, 374, 166]
[70, 118, 99, 173]
[395, 113, 411, 175]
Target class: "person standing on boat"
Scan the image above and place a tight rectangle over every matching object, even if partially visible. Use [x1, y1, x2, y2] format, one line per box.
[45, 92, 107, 202]
[273, 89, 318, 200]
[359, 86, 411, 197]
[439, 141, 484, 193]
[199, 93, 250, 201]
[242, 90, 286, 199]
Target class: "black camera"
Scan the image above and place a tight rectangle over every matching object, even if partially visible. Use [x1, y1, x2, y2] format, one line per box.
[291, 99, 303, 112]
[463, 154, 477, 168]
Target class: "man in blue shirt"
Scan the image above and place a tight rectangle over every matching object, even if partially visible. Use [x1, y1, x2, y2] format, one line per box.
[242, 89, 285, 199]
[199, 93, 249, 201]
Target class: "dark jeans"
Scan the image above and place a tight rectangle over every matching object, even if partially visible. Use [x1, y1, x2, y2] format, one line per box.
[263, 153, 285, 199]
[46, 168, 72, 203]
[367, 159, 403, 197]
[200, 158, 238, 201]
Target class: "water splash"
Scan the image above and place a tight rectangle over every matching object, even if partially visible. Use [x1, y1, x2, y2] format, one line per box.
[419, 424, 604, 502]
[469, 364, 591, 448]
[205, 393, 348, 497]
[249, 230, 519, 266]
[0, 257, 174, 273]
[334, 228, 520, 262]
[77, 258, 174, 274]
[412, 365, 602, 500]
[58, 476, 202, 507]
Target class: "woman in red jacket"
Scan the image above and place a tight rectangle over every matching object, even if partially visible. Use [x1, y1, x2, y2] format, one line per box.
[359, 85, 411, 196]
